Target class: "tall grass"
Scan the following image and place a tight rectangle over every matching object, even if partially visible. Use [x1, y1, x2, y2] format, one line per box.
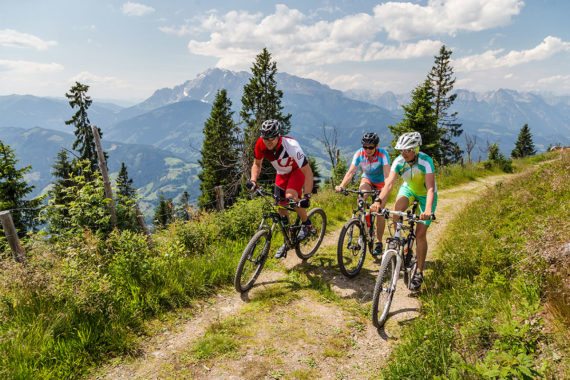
[381, 150, 570, 379]
[0, 154, 545, 378]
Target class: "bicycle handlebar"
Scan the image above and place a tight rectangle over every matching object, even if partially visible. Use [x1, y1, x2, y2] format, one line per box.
[339, 188, 379, 197]
[253, 187, 307, 208]
[371, 208, 436, 224]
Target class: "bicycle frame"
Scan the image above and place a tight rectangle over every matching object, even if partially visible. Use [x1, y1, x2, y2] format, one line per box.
[255, 188, 303, 250]
[343, 189, 380, 246]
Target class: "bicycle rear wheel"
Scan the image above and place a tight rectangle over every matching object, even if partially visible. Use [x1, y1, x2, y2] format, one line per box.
[371, 250, 398, 328]
[337, 218, 366, 278]
[234, 229, 271, 293]
[295, 208, 327, 260]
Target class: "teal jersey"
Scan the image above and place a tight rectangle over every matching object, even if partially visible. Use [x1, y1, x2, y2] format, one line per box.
[391, 152, 437, 196]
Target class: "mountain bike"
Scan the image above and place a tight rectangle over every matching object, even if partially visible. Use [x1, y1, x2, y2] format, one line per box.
[337, 189, 381, 278]
[371, 201, 435, 328]
[234, 187, 327, 293]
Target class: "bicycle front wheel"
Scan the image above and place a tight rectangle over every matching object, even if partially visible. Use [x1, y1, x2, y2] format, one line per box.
[337, 218, 366, 278]
[371, 250, 398, 328]
[295, 208, 327, 260]
[234, 229, 271, 293]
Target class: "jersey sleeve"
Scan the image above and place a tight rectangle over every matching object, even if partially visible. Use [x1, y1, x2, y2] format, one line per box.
[253, 138, 265, 160]
[418, 153, 435, 174]
[284, 138, 308, 168]
[351, 150, 360, 167]
[379, 149, 390, 166]
[391, 156, 404, 174]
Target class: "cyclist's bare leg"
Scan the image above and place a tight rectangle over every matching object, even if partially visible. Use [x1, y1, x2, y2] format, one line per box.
[286, 188, 308, 222]
[393, 196, 410, 221]
[415, 223, 428, 272]
[359, 180, 385, 242]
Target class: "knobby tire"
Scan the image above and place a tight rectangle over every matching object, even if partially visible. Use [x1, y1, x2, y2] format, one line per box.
[295, 208, 327, 260]
[371, 250, 398, 328]
[337, 218, 367, 278]
[234, 229, 271, 293]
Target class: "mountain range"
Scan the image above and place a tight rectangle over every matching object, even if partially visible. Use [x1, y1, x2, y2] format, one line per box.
[1, 68, 569, 210]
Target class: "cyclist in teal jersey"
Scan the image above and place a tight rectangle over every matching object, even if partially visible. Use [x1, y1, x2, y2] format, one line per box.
[335, 132, 391, 256]
[371, 131, 437, 291]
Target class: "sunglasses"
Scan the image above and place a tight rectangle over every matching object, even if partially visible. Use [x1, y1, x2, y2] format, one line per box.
[263, 137, 278, 142]
[400, 148, 415, 153]
[363, 146, 376, 150]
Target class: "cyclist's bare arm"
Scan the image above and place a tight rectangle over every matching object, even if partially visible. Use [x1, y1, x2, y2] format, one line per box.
[335, 164, 358, 191]
[422, 173, 436, 220]
[371, 170, 398, 211]
[300, 163, 313, 196]
[383, 164, 390, 182]
[250, 158, 263, 183]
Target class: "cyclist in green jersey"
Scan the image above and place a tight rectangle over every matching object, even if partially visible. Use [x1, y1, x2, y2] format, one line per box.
[371, 131, 437, 291]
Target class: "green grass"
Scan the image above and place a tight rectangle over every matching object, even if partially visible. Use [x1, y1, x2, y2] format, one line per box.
[0, 152, 554, 379]
[381, 150, 570, 379]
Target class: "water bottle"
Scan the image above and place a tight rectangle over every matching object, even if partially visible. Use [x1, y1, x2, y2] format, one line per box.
[365, 212, 372, 228]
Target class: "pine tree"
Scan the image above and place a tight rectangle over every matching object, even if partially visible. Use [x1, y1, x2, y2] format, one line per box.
[0, 140, 42, 237]
[116, 162, 136, 198]
[176, 191, 192, 221]
[511, 124, 536, 158]
[153, 193, 174, 229]
[44, 159, 112, 236]
[115, 162, 139, 231]
[427, 45, 463, 165]
[198, 89, 241, 210]
[389, 80, 441, 159]
[51, 149, 74, 205]
[308, 157, 321, 193]
[65, 82, 106, 172]
[240, 48, 292, 181]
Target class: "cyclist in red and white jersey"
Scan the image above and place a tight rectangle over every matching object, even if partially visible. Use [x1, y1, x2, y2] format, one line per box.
[246, 119, 314, 259]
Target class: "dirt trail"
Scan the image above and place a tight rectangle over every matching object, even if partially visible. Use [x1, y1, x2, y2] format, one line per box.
[91, 174, 511, 380]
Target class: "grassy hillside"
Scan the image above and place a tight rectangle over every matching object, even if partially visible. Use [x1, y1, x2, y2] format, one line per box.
[382, 150, 570, 379]
[0, 155, 556, 379]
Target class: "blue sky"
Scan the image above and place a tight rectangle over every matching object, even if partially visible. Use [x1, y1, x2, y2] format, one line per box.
[1, 0, 569, 104]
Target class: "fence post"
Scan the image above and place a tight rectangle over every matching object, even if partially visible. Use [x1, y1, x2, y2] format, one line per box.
[91, 125, 117, 227]
[0, 210, 26, 263]
[214, 186, 225, 211]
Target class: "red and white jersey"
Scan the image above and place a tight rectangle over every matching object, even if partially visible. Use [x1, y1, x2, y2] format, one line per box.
[254, 136, 308, 175]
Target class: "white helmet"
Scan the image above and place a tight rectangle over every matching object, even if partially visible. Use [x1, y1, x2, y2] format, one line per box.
[395, 132, 422, 150]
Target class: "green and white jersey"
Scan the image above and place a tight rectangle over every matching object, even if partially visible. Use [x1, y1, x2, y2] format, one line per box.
[391, 152, 438, 196]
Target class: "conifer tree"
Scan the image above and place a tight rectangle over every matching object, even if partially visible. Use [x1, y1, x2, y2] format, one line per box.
[198, 89, 241, 210]
[153, 193, 174, 229]
[240, 48, 292, 180]
[0, 140, 42, 237]
[116, 162, 136, 198]
[51, 149, 74, 205]
[427, 45, 463, 164]
[65, 82, 106, 172]
[44, 159, 111, 237]
[176, 191, 192, 221]
[307, 157, 321, 193]
[115, 162, 139, 231]
[511, 124, 536, 158]
[389, 80, 441, 159]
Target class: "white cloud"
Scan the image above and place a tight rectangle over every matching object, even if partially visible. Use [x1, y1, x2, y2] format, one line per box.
[186, 4, 444, 70]
[70, 71, 130, 88]
[454, 36, 570, 71]
[159, 25, 192, 36]
[0, 59, 63, 73]
[0, 29, 57, 50]
[121, 2, 155, 16]
[531, 74, 570, 93]
[373, 0, 524, 41]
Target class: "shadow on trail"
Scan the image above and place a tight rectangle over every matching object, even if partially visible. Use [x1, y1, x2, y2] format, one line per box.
[285, 254, 382, 304]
